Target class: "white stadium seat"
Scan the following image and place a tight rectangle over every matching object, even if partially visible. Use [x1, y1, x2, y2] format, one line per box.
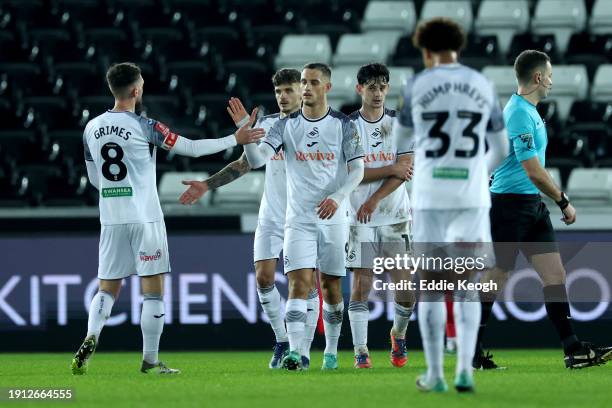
[546, 65, 588, 121]
[159, 172, 210, 205]
[333, 33, 399, 67]
[328, 66, 360, 110]
[274, 35, 332, 69]
[567, 168, 612, 203]
[481, 66, 517, 107]
[591, 65, 612, 101]
[420, 0, 473, 32]
[213, 171, 265, 206]
[531, 0, 587, 54]
[475, 0, 530, 55]
[590, 0, 612, 34]
[361, 1, 417, 34]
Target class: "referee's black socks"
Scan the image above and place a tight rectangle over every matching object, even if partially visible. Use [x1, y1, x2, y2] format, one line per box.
[476, 292, 497, 353]
[543, 284, 580, 354]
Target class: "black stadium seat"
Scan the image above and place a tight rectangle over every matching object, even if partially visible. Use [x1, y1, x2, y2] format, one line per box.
[565, 32, 611, 80]
[508, 33, 560, 64]
[0, 62, 52, 99]
[47, 130, 85, 168]
[53, 62, 106, 97]
[461, 34, 501, 71]
[22, 96, 76, 131]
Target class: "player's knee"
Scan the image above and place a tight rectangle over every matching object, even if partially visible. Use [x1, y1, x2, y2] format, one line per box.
[255, 271, 275, 288]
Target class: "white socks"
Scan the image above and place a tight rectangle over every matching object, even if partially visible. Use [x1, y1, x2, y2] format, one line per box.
[454, 298, 481, 378]
[302, 288, 320, 360]
[392, 302, 414, 338]
[141, 293, 165, 365]
[87, 290, 115, 340]
[285, 299, 307, 353]
[348, 300, 369, 354]
[323, 301, 344, 355]
[257, 285, 288, 343]
[418, 292, 446, 382]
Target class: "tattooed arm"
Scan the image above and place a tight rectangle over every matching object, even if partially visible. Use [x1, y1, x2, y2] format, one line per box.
[179, 153, 252, 205]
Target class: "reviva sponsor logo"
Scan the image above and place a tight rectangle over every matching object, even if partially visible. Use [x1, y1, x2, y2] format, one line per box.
[271, 151, 285, 161]
[364, 152, 396, 163]
[295, 151, 336, 161]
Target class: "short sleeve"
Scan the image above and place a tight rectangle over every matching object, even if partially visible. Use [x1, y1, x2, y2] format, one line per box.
[262, 118, 285, 153]
[487, 85, 505, 132]
[142, 117, 179, 150]
[83, 125, 93, 162]
[397, 77, 415, 128]
[342, 119, 365, 163]
[506, 109, 537, 162]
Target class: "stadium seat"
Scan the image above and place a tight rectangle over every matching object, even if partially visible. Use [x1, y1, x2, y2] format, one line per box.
[274, 35, 332, 69]
[591, 65, 612, 101]
[565, 33, 611, 81]
[461, 34, 501, 70]
[420, 0, 473, 33]
[481, 66, 517, 107]
[142, 95, 184, 128]
[567, 101, 612, 126]
[29, 28, 82, 63]
[545, 65, 588, 122]
[213, 171, 265, 206]
[327, 66, 360, 110]
[159, 171, 211, 205]
[0, 31, 32, 61]
[387, 66, 414, 106]
[566, 168, 612, 203]
[166, 61, 215, 96]
[223, 60, 272, 95]
[531, 0, 587, 54]
[0, 171, 29, 207]
[475, 0, 529, 55]
[0, 62, 51, 99]
[303, 25, 351, 51]
[537, 100, 562, 138]
[83, 28, 134, 67]
[250, 92, 278, 116]
[53, 62, 105, 97]
[590, 0, 612, 34]
[48, 130, 86, 169]
[361, 1, 416, 34]
[508, 33, 560, 64]
[22, 96, 75, 131]
[391, 34, 423, 69]
[138, 27, 189, 62]
[333, 33, 398, 66]
[78, 95, 115, 126]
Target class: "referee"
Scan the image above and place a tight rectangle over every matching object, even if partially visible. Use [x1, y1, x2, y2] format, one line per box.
[473, 50, 612, 370]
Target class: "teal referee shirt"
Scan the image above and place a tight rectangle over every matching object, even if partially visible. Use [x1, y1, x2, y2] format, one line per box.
[490, 93, 548, 194]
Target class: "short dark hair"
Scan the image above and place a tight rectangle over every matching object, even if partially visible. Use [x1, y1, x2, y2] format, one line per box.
[106, 62, 141, 97]
[514, 50, 551, 85]
[412, 17, 466, 53]
[303, 62, 332, 80]
[357, 63, 390, 85]
[272, 68, 301, 87]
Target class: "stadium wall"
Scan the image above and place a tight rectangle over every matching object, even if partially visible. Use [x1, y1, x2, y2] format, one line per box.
[1, 232, 612, 352]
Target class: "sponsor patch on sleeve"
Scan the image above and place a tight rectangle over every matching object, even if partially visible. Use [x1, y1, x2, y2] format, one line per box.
[519, 133, 534, 150]
[155, 121, 178, 149]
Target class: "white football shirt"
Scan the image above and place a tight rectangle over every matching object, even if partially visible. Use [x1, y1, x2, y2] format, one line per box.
[256, 113, 286, 226]
[263, 107, 365, 225]
[83, 110, 178, 225]
[349, 108, 413, 226]
[397, 63, 504, 210]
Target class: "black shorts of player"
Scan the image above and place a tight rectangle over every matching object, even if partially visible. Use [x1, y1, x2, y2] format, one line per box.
[490, 193, 558, 271]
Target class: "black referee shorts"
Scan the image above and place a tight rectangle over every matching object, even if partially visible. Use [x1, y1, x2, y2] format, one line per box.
[490, 193, 559, 271]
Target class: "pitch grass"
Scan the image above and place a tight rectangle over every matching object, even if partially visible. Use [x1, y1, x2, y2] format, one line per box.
[1, 350, 610, 408]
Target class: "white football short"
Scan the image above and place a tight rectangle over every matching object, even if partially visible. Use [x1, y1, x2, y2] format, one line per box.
[283, 222, 349, 277]
[98, 220, 170, 280]
[346, 221, 412, 269]
[253, 222, 284, 263]
[412, 208, 494, 269]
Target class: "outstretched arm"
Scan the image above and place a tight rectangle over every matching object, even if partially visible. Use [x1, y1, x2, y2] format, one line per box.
[179, 153, 251, 205]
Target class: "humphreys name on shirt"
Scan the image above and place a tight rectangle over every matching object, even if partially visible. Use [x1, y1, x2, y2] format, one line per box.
[94, 125, 131, 140]
[417, 82, 489, 110]
[295, 150, 336, 161]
